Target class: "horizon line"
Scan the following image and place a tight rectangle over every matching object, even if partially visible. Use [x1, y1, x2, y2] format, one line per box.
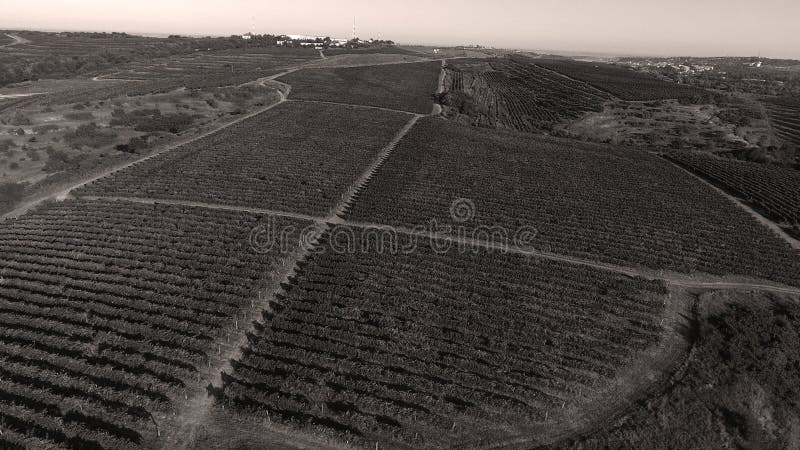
[2, 25, 798, 61]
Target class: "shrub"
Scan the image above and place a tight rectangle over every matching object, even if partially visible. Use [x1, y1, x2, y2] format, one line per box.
[110, 109, 197, 134]
[9, 112, 32, 126]
[115, 135, 151, 154]
[0, 182, 26, 210]
[0, 139, 15, 153]
[64, 123, 117, 149]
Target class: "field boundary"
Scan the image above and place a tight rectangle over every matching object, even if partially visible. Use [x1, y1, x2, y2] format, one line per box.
[77, 196, 320, 222]
[662, 156, 800, 251]
[341, 220, 800, 295]
[286, 98, 420, 116]
[327, 114, 422, 222]
[1, 86, 290, 221]
[157, 112, 423, 448]
[461, 287, 697, 449]
[432, 59, 446, 115]
[531, 61, 619, 101]
[159, 222, 329, 449]
[55, 194, 800, 296]
[0, 33, 29, 48]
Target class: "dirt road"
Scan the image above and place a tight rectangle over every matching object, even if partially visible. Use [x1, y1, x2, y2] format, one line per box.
[0, 33, 29, 48]
[2, 89, 289, 220]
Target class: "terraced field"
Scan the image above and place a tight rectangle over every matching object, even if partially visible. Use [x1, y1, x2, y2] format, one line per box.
[217, 229, 668, 447]
[77, 102, 413, 215]
[763, 96, 800, 146]
[442, 57, 611, 132]
[344, 118, 800, 286]
[534, 58, 712, 102]
[0, 198, 310, 449]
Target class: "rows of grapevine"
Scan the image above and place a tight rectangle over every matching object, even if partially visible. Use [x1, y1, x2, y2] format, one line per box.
[666, 151, 800, 231]
[344, 118, 800, 286]
[278, 61, 442, 114]
[534, 58, 712, 102]
[0, 198, 309, 449]
[441, 62, 501, 128]
[77, 102, 412, 215]
[763, 97, 800, 146]
[487, 58, 611, 131]
[216, 228, 668, 447]
[441, 57, 610, 132]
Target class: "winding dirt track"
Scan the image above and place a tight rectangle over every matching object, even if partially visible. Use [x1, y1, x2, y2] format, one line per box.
[287, 98, 421, 116]
[66, 193, 800, 297]
[0, 33, 29, 48]
[1, 86, 290, 220]
[5, 51, 800, 449]
[158, 105, 424, 450]
[664, 156, 800, 251]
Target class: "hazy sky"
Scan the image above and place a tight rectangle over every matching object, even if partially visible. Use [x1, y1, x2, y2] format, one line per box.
[2, 0, 798, 58]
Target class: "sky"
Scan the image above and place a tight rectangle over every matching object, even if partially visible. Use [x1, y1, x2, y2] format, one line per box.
[2, 0, 798, 58]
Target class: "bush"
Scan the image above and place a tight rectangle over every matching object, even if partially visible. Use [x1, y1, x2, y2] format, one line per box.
[0, 182, 26, 211]
[115, 135, 152, 154]
[110, 109, 196, 134]
[64, 123, 117, 149]
[9, 112, 32, 126]
[0, 139, 15, 153]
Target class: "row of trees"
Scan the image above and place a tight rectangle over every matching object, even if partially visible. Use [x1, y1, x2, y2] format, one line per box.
[230, 33, 395, 49]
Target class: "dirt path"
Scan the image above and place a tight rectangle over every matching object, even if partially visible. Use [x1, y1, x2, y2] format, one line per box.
[326, 114, 422, 223]
[2, 89, 289, 220]
[0, 92, 45, 99]
[302, 55, 441, 69]
[91, 73, 145, 82]
[160, 112, 423, 449]
[468, 287, 697, 449]
[286, 98, 420, 116]
[532, 62, 619, 100]
[65, 189, 800, 297]
[156, 225, 328, 449]
[664, 157, 800, 251]
[78, 196, 319, 222]
[0, 33, 29, 48]
[431, 59, 446, 115]
[341, 220, 800, 295]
